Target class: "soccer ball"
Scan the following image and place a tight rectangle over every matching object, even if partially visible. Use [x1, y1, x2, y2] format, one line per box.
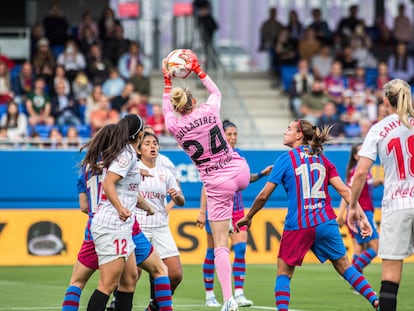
[165, 49, 193, 79]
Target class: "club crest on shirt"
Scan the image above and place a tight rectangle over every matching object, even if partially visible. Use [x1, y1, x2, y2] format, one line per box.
[118, 156, 130, 168]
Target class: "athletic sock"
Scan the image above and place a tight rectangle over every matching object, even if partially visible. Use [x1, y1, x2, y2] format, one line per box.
[214, 247, 232, 301]
[154, 276, 173, 311]
[380, 280, 399, 311]
[115, 291, 134, 311]
[62, 285, 82, 311]
[275, 274, 291, 311]
[233, 242, 247, 294]
[87, 289, 109, 311]
[203, 248, 215, 292]
[343, 266, 378, 305]
[353, 248, 377, 272]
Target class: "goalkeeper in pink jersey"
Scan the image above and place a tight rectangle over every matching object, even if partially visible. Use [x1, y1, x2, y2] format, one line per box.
[162, 51, 250, 311]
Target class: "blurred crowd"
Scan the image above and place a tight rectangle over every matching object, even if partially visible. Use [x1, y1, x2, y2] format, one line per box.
[0, 3, 163, 149]
[1, 3, 413, 148]
[260, 3, 414, 142]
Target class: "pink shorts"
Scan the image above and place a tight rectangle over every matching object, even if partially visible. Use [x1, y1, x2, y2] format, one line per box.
[206, 161, 250, 222]
[77, 240, 99, 270]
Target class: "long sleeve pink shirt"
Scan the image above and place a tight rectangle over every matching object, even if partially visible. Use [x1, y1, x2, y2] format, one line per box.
[163, 76, 243, 186]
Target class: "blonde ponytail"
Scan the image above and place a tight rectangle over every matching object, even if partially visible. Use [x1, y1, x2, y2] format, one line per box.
[171, 87, 193, 113]
[384, 79, 414, 129]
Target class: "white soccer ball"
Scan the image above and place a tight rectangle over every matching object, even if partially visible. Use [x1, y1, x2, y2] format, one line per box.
[165, 49, 193, 79]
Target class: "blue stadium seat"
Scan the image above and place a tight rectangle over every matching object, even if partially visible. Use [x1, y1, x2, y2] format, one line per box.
[10, 64, 22, 80]
[76, 125, 91, 138]
[365, 67, 378, 88]
[0, 104, 7, 117]
[280, 65, 298, 91]
[33, 125, 56, 138]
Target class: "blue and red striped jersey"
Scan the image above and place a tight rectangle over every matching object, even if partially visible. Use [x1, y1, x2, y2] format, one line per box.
[77, 163, 103, 241]
[269, 145, 338, 230]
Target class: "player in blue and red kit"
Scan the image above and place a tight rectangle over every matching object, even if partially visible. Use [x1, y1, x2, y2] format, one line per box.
[236, 119, 379, 311]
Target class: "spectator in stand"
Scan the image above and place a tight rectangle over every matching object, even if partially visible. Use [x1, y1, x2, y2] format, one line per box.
[300, 79, 329, 124]
[336, 45, 358, 78]
[102, 67, 125, 101]
[57, 40, 87, 84]
[387, 42, 414, 83]
[128, 62, 151, 97]
[98, 6, 119, 43]
[0, 61, 14, 105]
[393, 3, 413, 45]
[193, 0, 219, 71]
[258, 7, 284, 75]
[78, 25, 99, 57]
[374, 101, 389, 124]
[126, 92, 151, 121]
[45, 127, 64, 149]
[374, 61, 391, 99]
[89, 95, 119, 135]
[84, 84, 103, 125]
[307, 8, 332, 44]
[12, 61, 34, 104]
[0, 126, 8, 143]
[0, 48, 14, 71]
[25, 77, 53, 127]
[86, 43, 111, 86]
[118, 41, 146, 80]
[30, 22, 44, 59]
[42, 2, 69, 49]
[111, 82, 134, 116]
[52, 65, 70, 97]
[372, 21, 395, 62]
[32, 38, 55, 88]
[348, 66, 367, 94]
[0, 101, 28, 141]
[146, 104, 166, 136]
[358, 117, 373, 139]
[72, 71, 92, 123]
[323, 61, 348, 108]
[50, 79, 82, 127]
[288, 59, 314, 117]
[311, 44, 334, 79]
[287, 10, 303, 45]
[298, 27, 321, 63]
[336, 5, 363, 41]
[103, 23, 130, 67]
[274, 27, 299, 74]
[72, 71, 92, 105]
[78, 10, 99, 42]
[64, 125, 82, 148]
[350, 22, 377, 69]
[316, 101, 346, 138]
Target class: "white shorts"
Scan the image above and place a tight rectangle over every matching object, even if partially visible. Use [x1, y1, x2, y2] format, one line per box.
[379, 209, 414, 260]
[140, 226, 179, 259]
[92, 225, 135, 266]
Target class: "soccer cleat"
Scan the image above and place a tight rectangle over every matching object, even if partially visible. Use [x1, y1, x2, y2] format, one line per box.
[221, 297, 239, 311]
[144, 300, 159, 311]
[205, 296, 221, 307]
[234, 294, 253, 307]
[106, 300, 115, 311]
[373, 299, 380, 310]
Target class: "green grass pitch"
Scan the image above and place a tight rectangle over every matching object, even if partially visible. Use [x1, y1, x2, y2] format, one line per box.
[0, 263, 413, 310]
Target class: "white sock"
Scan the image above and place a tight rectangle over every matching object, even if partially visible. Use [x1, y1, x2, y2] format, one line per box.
[206, 290, 215, 300]
[234, 289, 244, 297]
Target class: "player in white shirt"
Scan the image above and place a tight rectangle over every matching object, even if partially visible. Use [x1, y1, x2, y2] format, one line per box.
[136, 132, 185, 311]
[348, 78, 414, 311]
[87, 114, 145, 311]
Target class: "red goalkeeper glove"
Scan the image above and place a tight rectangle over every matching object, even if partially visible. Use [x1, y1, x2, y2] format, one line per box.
[184, 50, 206, 79]
[162, 58, 172, 93]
